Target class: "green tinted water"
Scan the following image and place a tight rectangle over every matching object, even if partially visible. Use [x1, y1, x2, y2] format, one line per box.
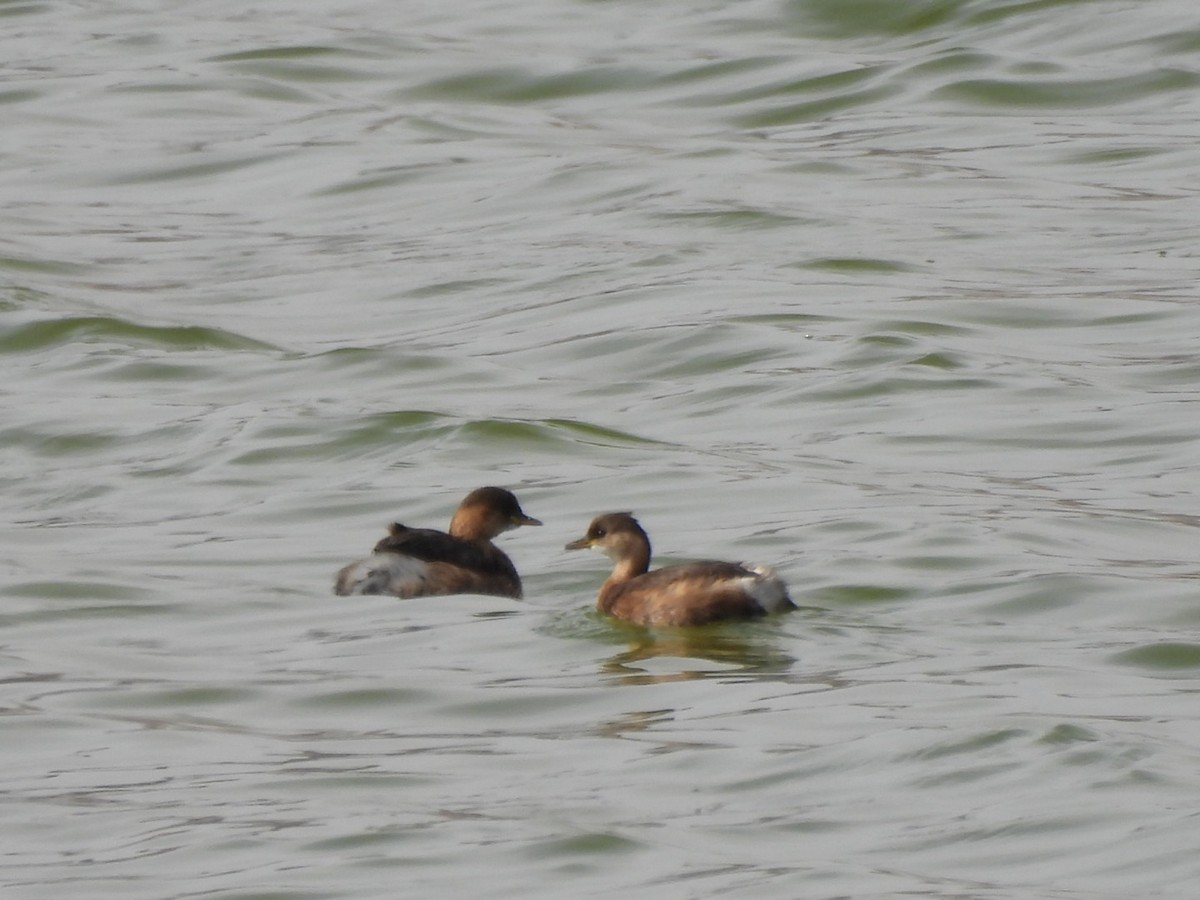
[4, 0, 1200, 897]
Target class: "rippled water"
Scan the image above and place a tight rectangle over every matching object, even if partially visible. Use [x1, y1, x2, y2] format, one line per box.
[5, 0, 1200, 897]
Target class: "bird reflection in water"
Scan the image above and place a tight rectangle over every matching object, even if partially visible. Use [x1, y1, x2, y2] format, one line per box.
[599, 625, 797, 685]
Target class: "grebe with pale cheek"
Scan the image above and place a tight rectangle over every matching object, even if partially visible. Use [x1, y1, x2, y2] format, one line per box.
[566, 512, 794, 626]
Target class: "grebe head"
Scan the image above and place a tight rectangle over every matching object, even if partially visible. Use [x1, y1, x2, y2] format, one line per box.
[564, 512, 648, 562]
[451, 487, 542, 541]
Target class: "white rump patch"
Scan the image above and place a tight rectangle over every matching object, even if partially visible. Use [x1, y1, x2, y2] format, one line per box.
[740, 564, 793, 613]
[335, 553, 430, 597]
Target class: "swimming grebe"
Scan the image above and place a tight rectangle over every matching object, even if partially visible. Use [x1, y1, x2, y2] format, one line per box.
[334, 487, 541, 598]
[565, 512, 794, 626]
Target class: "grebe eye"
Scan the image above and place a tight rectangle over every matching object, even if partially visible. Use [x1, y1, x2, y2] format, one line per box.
[593, 528, 606, 538]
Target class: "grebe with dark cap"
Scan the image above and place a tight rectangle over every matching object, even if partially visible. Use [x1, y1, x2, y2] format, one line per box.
[335, 487, 541, 598]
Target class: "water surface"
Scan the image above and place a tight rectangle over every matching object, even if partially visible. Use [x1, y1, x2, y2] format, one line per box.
[4, 0, 1200, 897]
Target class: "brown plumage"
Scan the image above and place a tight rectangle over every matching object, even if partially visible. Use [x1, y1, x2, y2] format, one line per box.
[334, 487, 541, 598]
[565, 512, 795, 626]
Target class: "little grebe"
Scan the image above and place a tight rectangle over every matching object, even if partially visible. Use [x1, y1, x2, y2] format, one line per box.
[566, 512, 794, 626]
[335, 487, 541, 598]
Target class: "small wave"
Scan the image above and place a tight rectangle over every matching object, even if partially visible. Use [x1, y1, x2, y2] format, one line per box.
[0, 315, 278, 354]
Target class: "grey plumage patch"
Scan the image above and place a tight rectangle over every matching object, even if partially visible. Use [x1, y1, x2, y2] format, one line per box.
[334, 553, 430, 597]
